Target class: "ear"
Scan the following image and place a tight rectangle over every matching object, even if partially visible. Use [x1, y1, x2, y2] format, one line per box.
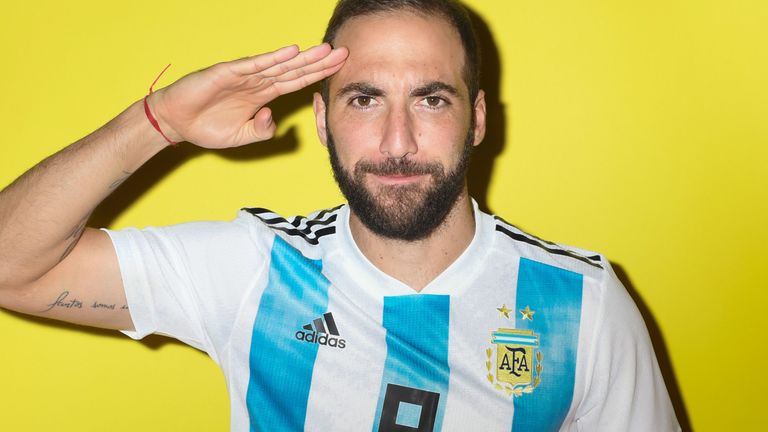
[472, 89, 487, 147]
[313, 92, 329, 147]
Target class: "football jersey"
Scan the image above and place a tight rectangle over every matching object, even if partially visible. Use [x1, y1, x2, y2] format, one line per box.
[106, 202, 680, 432]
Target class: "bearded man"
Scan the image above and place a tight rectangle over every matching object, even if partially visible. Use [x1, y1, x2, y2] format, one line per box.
[0, 0, 679, 430]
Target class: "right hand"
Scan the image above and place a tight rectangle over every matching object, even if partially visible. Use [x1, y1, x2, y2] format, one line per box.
[148, 43, 348, 148]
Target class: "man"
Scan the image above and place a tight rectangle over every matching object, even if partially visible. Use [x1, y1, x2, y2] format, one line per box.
[0, 0, 679, 430]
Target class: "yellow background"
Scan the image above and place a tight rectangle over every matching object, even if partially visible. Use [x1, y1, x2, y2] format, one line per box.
[1, 0, 766, 430]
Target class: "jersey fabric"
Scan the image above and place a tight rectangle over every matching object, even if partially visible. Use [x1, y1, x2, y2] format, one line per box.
[105, 202, 680, 432]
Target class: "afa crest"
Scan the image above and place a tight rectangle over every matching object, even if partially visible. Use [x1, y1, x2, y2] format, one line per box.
[485, 328, 543, 397]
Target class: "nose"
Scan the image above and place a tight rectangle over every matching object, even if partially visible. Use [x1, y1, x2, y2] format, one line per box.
[379, 105, 418, 158]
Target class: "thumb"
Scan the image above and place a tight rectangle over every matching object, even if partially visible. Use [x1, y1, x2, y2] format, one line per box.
[241, 107, 277, 145]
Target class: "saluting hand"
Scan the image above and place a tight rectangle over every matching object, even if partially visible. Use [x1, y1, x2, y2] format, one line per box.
[147, 43, 348, 148]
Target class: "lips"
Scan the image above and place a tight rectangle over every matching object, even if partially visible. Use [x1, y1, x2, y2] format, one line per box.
[369, 172, 428, 186]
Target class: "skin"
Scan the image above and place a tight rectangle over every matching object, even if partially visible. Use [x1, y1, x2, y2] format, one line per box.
[0, 9, 486, 330]
[314, 11, 486, 290]
[0, 44, 348, 330]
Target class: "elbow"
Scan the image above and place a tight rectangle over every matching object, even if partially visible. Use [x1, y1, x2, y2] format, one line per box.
[0, 288, 18, 312]
[0, 284, 25, 312]
[0, 277, 39, 314]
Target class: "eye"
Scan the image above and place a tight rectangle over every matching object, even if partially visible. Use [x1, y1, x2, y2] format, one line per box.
[426, 96, 442, 106]
[420, 95, 449, 109]
[351, 95, 376, 108]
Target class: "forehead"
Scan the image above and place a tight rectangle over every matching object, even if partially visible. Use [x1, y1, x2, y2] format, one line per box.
[329, 11, 467, 97]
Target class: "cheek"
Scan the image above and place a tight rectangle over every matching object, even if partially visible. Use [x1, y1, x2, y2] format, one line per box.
[414, 113, 471, 151]
[328, 119, 370, 167]
[329, 110, 384, 148]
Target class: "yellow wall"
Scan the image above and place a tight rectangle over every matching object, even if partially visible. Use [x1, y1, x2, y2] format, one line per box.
[1, 1, 765, 430]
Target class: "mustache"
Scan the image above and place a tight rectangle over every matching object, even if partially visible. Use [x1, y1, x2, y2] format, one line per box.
[354, 158, 444, 177]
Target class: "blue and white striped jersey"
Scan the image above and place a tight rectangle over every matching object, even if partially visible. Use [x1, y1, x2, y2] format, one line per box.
[106, 202, 679, 432]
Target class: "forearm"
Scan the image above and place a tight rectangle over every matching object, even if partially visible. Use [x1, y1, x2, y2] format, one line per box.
[0, 99, 169, 289]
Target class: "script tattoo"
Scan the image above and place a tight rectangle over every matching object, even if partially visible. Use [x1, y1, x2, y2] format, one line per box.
[41, 291, 83, 312]
[41, 292, 126, 313]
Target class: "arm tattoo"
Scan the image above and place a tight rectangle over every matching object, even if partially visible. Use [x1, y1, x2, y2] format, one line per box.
[58, 216, 88, 262]
[40, 291, 83, 312]
[108, 170, 133, 190]
[40, 291, 127, 313]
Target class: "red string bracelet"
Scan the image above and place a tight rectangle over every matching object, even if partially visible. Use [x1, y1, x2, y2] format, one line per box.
[143, 63, 178, 145]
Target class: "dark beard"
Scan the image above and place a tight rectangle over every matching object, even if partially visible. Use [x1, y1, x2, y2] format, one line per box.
[327, 127, 473, 241]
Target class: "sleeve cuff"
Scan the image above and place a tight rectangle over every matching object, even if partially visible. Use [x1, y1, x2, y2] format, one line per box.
[102, 227, 156, 340]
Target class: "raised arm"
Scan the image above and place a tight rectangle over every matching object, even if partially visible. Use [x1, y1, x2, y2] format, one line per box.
[0, 43, 348, 330]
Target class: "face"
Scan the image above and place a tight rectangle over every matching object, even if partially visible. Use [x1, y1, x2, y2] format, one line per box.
[314, 11, 486, 241]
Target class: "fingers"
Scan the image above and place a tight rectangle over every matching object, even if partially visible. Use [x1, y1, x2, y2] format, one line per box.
[229, 45, 301, 75]
[271, 45, 348, 85]
[259, 43, 334, 78]
[238, 43, 347, 82]
[246, 46, 347, 96]
[272, 59, 346, 96]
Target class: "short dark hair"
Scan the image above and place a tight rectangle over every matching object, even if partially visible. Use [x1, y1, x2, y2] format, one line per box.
[321, 0, 480, 105]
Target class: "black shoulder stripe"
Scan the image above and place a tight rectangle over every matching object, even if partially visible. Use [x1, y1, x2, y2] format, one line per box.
[308, 205, 344, 223]
[493, 215, 559, 247]
[312, 226, 337, 241]
[244, 205, 341, 227]
[255, 215, 337, 232]
[242, 206, 341, 244]
[287, 205, 343, 228]
[254, 215, 293, 225]
[243, 207, 272, 216]
[495, 224, 603, 269]
[494, 216, 602, 264]
[266, 225, 337, 246]
[300, 216, 337, 231]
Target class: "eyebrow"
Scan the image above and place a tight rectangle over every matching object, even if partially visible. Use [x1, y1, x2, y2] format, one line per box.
[335, 81, 460, 100]
[410, 81, 459, 98]
[336, 82, 384, 98]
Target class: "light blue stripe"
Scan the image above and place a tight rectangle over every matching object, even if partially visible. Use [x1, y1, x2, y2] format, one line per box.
[373, 295, 450, 432]
[511, 258, 584, 432]
[492, 338, 537, 344]
[492, 332, 538, 342]
[493, 338, 538, 346]
[246, 236, 331, 432]
[492, 337, 537, 343]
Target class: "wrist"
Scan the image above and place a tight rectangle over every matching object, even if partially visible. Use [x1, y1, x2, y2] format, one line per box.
[117, 100, 174, 165]
[143, 91, 182, 145]
[142, 64, 183, 145]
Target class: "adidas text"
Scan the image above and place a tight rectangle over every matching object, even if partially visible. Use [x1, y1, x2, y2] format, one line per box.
[294, 331, 346, 349]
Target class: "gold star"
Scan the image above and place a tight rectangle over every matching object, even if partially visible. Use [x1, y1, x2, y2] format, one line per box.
[497, 304, 512, 318]
[520, 305, 535, 321]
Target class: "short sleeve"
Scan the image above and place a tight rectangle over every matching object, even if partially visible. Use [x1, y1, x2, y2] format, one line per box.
[574, 263, 681, 432]
[104, 213, 271, 364]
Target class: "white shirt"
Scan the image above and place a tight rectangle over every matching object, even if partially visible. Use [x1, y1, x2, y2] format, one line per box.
[106, 202, 680, 431]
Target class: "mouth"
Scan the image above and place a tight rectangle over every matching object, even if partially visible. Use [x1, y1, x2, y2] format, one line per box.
[368, 172, 429, 186]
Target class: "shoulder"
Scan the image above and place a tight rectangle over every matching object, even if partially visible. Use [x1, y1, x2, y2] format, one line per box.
[486, 214, 650, 361]
[238, 205, 344, 256]
[489, 213, 607, 283]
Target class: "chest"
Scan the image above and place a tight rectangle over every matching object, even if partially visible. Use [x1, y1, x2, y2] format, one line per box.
[230, 241, 587, 431]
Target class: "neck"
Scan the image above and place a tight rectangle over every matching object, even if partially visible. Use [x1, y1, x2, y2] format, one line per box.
[348, 191, 476, 291]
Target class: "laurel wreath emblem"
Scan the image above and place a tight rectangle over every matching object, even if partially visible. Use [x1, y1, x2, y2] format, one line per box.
[485, 348, 543, 397]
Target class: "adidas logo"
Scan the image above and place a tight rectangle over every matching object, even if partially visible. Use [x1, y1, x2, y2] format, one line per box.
[294, 312, 346, 349]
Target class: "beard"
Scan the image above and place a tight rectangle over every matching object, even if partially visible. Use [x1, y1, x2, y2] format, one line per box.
[326, 125, 474, 241]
